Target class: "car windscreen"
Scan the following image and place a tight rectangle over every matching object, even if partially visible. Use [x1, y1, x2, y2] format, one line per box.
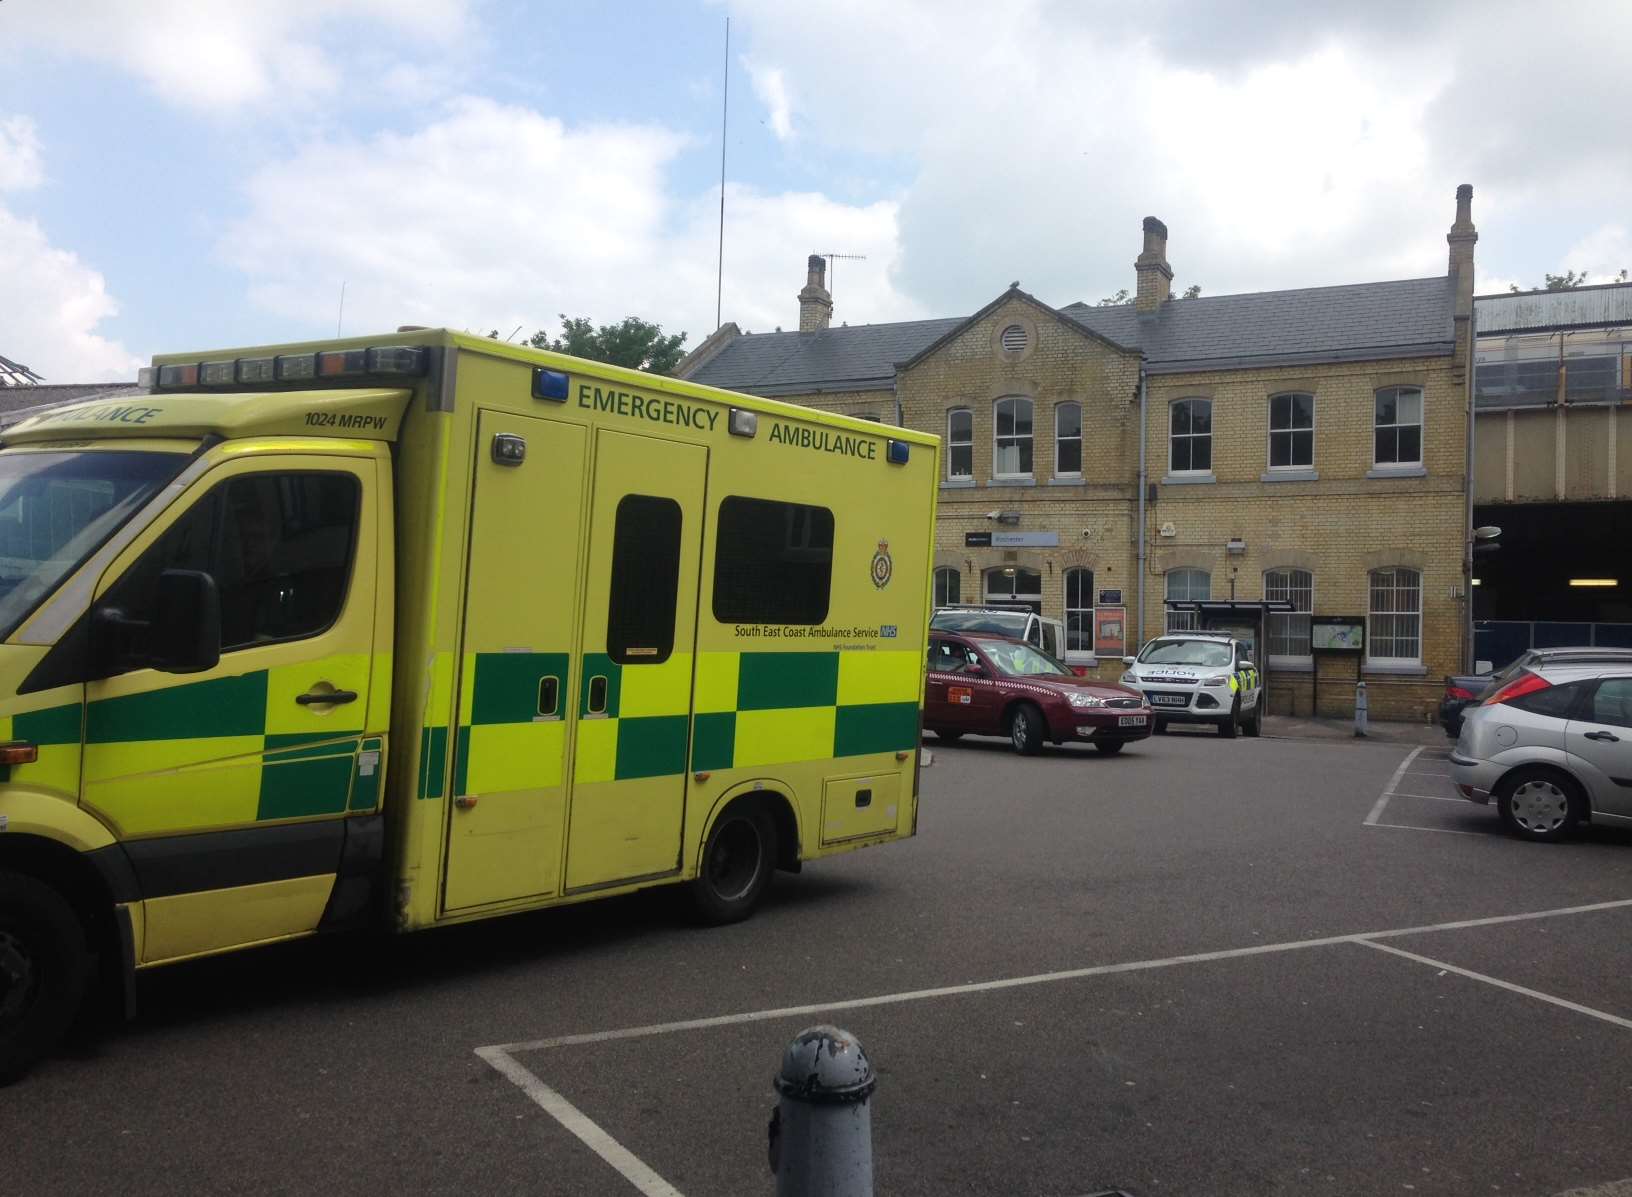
[1138, 639, 1233, 668]
[982, 640, 1072, 678]
[932, 610, 1027, 636]
[0, 448, 188, 639]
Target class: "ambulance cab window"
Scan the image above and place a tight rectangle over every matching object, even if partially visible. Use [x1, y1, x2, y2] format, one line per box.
[712, 496, 833, 625]
[607, 494, 682, 665]
[107, 471, 359, 655]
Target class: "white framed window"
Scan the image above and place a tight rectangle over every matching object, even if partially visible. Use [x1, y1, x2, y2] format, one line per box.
[1367, 567, 1422, 664]
[1055, 402, 1082, 477]
[993, 396, 1034, 478]
[984, 566, 1041, 613]
[1264, 568, 1313, 662]
[1374, 387, 1423, 467]
[933, 566, 961, 606]
[1169, 399, 1212, 474]
[1165, 568, 1210, 631]
[1267, 393, 1314, 470]
[1064, 567, 1094, 656]
[947, 408, 973, 479]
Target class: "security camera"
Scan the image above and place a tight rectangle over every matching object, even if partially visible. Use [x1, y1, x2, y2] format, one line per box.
[986, 510, 1001, 520]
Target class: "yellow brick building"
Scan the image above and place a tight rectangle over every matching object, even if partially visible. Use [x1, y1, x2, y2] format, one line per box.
[681, 189, 1483, 721]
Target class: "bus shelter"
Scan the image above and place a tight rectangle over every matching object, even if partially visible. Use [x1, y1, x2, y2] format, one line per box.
[1162, 599, 1293, 714]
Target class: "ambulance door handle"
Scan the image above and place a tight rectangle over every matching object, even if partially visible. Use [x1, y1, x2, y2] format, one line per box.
[296, 689, 358, 706]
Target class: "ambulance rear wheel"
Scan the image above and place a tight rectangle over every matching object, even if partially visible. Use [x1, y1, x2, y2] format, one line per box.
[0, 870, 91, 1084]
[691, 804, 776, 925]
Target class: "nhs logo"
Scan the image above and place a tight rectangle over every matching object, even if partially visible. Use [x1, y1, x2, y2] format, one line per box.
[880, 625, 898, 639]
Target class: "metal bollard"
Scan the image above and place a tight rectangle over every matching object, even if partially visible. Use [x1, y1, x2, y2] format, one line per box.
[1354, 679, 1368, 738]
[767, 1025, 875, 1196]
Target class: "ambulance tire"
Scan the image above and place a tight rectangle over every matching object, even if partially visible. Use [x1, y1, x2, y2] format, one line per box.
[1218, 702, 1239, 738]
[1243, 701, 1263, 738]
[0, 870, 91, 1085]
[690, 803, 777, 925]
[1008, 703, 1044, 756]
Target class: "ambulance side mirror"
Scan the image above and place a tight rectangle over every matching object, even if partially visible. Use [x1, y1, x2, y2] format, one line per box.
[152, 570, 222, 674]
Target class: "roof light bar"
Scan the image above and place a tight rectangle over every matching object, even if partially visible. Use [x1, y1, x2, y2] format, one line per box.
[366, 346, 426, 376]
[318, 349, 369, 378]
[236, 357, 276, 384]
[136, 366, 156, 388]
[276, 354, 317, 381]
[156, 363, 200, 387]
[199, 360, 236, 386]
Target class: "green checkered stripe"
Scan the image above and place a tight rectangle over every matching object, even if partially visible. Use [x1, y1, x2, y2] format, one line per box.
[575, 651, 692, 780]
[16, 672, 378, 819]
[450, 651, 573, 794]
[690, 651, 919, 773]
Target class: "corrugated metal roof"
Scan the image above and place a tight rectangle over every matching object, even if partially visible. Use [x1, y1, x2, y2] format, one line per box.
[686, 276, 1455, 393]
[1475, 283, 1632, 334]
[0, 383, 146, 427]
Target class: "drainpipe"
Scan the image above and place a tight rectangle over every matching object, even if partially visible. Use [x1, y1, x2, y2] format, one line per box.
[1136, 365, 1148, 651]
[1463, 303, 1477, 672]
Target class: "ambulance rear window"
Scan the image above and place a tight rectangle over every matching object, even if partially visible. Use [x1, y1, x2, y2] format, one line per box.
[712, 496, 833, 625]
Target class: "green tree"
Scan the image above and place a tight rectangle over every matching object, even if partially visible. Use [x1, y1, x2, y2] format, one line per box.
[1097, 288, 1130, 306]
[524, 315, 689, 374]
[1510, 267, 1629, 293]
[1181, 284, 1202, 299]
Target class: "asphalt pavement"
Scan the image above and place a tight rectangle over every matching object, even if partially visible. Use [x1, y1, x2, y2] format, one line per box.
[6, 729, 1632, 1195]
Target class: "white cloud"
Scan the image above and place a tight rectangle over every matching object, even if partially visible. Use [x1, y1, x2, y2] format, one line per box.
[746, 60, 796, 142]
[219, 97, 917, 348]
[7, 0, 472, 111]
[1561, 225, 1632, 284]
[0, 119, 141, 382]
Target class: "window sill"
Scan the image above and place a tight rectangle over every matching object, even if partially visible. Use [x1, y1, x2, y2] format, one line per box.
[1046, 476, 1086, 487]
[1363, 662, 1429, 676]
[1365, 465, 1427, 479]
[941, 478, 977, 489]
[1161, 473, 1216, 485]
[1261, 469, 1318, 483]
[990, 476, 1037, 488]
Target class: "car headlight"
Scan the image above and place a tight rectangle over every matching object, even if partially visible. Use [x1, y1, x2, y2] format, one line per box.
[1201, 675, 1230, 686]
[1069, 692, 1107, 709]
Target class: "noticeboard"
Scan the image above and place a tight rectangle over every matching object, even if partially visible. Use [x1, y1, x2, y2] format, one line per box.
[1093, 607, 1126, 658]
[1311, 617, 1365, 654]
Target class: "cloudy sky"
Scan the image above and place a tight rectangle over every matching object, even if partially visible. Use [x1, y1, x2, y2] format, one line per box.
[3, 0, 1629, 381]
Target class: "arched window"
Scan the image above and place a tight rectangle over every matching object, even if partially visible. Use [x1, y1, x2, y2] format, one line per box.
[1169, 399, 1212, 474]
[1166, 568, 1210, 631]
[993, 397, 1034, 478]
[1264, 568, 1313, 661]
[933, 566, 961, 607]
[984, 566, 1042, 614]
[1064, 567, 1094, 654]
[1368, 567, 1422, 664]
[1055, 402, 1082, 477]
[946, 408, 973, 479]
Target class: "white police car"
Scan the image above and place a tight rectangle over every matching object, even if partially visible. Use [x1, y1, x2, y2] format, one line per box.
[1119, 633, 1263, 737]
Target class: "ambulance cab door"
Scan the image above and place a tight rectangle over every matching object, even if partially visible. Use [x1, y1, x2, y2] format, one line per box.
[566, 429, 705, 892]
[443, 410, 585, 911]
[81, 453, 384, 964]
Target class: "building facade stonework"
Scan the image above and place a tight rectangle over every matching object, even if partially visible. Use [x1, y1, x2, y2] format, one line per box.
[681, 189, 1481, 722]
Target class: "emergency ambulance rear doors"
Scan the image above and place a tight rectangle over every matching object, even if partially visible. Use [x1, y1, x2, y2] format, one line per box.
[443, 414, 705, 909]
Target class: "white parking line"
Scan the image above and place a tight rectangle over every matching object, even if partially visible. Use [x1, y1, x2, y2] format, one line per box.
[1360, 940, 1632, 1033]
[478, 895, 1632, 1195]
[1387, 791, 1468, 804]
[1364, 746, 1424, 827]
[1366, 823, 1486, 837]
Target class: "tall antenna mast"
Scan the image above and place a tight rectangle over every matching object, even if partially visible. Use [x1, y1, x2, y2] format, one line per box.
[715, 17, 730, 331]
[814, 252, 867, 309]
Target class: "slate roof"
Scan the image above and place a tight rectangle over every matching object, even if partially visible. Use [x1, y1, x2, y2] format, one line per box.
[684, 276, 1455, 393]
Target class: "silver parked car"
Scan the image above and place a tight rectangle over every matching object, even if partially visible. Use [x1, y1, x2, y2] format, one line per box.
[1451, 662, 1632, 841]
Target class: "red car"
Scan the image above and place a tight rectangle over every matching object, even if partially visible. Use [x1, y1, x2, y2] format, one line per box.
[925, 631, 1153, 755]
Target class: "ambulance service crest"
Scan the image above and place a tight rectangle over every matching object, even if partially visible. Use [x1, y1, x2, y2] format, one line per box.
[870, 539, 893, 589]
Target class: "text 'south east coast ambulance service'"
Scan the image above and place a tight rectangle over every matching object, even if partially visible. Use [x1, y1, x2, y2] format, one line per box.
[0, 330, 939, 1079]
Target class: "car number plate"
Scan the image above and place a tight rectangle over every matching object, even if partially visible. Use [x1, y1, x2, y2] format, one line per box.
[1118, 715, 1147, 727]
[1151, 694, 1187, 706]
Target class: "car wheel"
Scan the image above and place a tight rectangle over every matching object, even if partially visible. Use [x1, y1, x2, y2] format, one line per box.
[1093, 740, 1125, 755]
[934, 730, 963, 743]
[1243, 702, 1262, 738]
[1218, 701, 1239, 738]
[1496, 768, 1583, 842]
[0, 870, 92, 1084]
[690, 804, 776, 925]
[1008, 704, 1044, 755]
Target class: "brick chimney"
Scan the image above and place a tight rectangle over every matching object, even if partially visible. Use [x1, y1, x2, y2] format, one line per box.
[1447, 184, 1478, 375]
[798, 254, 833, 332]
[1135, 217, 1173, 314]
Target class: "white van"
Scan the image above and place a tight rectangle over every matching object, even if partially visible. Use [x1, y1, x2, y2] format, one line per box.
[930, 604, 1067, 661]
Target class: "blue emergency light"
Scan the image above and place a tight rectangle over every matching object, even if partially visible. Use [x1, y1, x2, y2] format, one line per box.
[532, 368, 570, 402]
[886, 439, 910, 465]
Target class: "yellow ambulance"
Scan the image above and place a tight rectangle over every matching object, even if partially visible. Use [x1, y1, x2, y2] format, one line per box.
[0, 330, 938, 1079]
